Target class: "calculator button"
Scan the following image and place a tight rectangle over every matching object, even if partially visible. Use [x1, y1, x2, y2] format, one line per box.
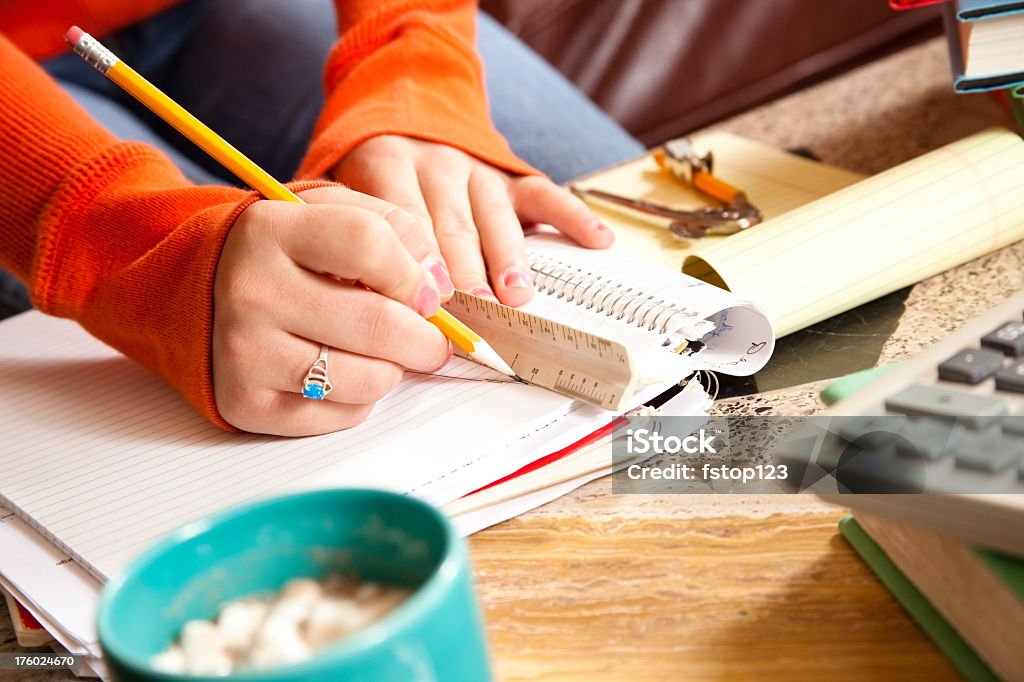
[995, 361, 1024, 393]
[981, 322, 1024, 356]
[831, 443, 948, 493]
[884, 384, 1008, 429]
[948, 428, 1024, 473]
[894, 419, 956, 460]
[1003, 414, 1024, 436]
[937, 348, 1004, 384]
[833, 416, 903, 447]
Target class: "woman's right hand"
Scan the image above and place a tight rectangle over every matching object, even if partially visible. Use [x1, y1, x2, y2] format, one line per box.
[212, 186, 453, 436]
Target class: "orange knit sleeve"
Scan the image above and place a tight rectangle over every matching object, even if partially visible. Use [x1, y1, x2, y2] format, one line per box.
[297, 0, 537, 180]
[0, 34, 256, 429]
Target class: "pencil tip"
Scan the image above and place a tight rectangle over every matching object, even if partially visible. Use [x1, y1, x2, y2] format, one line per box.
[471, 342, 515, 378]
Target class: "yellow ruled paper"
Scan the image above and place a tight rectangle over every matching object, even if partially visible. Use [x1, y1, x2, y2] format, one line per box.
[682, 128, 1024, 336]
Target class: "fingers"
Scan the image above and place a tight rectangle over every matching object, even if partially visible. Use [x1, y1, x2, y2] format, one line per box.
[298, 186, 453, 298]
[213, 187, 460, 437]
[277, 271, 450, 372]
[265, 331, 408, 404]
[215, 325, 448, 437]
[332, 152, 433, 225]
[221, 388, 376, 437]
[468, 168, 533, 306]
[510, 176, 614, 249]
[419, 160, 495, 298]
[211, 323, 379, 437]
[266, 201, 441, 318]
[329, 142, 454, 298]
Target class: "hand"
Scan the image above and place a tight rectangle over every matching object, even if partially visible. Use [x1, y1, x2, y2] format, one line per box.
[334, 135, 614, 307]
[212, 186, 452, 436]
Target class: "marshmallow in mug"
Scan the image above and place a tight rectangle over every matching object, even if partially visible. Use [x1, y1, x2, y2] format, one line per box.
[152, 577, 410, 675]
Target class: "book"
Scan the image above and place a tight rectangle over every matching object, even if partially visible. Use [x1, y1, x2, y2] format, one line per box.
[944, 2, 1024, 91]
[838, 516, 1001, 682]
[0, 235, 771, 582]
[1, 587, 51, 647]
[446, 380, 710, 534]
[888, 0, 1024, 18]
[1015, 83, 1024, 131]
[957, 0, 1024, 20]
[0, 508, 101, 654]
[839, 516, 1024, 679]
[890, 0, 949, 9]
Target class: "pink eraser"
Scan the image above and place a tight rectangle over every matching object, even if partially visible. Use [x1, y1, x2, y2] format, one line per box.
[64, 25, 85, 46]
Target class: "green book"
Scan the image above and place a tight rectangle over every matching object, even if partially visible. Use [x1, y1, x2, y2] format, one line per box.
[839, 516, 1008, 682]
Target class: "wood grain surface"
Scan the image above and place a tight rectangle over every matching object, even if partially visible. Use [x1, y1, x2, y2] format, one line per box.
[471, 496, 960, 681]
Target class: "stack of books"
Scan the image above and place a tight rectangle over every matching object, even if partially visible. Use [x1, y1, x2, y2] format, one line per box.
[893, 0, 1024, 97]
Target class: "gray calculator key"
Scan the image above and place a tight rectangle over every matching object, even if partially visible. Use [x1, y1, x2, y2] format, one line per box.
[948, 428, 1024, 472]
[833, 416, 903, 447]
[995, 361, 1024, 393]
[894, 419, 956, 460]
[1003, 414, 1024, 436]
[981, 321, 1024, 356]
[884, 384, 1008, 429]
[937, 348, 1004, 384]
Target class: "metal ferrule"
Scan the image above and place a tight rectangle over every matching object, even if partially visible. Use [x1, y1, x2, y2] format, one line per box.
[663, 137, 714, 183]
[72, 33, 118, 74]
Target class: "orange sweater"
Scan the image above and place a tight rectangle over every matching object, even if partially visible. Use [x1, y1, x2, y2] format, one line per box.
[0, 0, 534, 429]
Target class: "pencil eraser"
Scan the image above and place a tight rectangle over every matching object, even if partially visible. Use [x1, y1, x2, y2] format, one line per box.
[64, 26, 85, 47]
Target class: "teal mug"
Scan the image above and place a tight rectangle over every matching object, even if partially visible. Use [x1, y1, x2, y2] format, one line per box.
[97, 489, 492, 681]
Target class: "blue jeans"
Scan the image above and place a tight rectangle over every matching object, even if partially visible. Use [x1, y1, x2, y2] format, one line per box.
[0, 0, 642, 319]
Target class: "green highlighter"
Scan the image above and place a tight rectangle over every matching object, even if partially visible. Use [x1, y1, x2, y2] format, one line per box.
[819, 364, 898, 405]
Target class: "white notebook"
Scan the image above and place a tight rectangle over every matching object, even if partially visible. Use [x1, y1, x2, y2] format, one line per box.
[0, 237, 772, 580]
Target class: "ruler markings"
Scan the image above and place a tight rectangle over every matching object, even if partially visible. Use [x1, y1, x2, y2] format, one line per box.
[444, 291, 638, 410]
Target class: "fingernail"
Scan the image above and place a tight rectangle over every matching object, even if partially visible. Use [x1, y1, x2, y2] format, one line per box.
[414, 284, 440, 317]
[446, 340, 454, 361]
[421, 255, 454, 297]
[470, 286, 499, 302]
[502, 268, 532, 290]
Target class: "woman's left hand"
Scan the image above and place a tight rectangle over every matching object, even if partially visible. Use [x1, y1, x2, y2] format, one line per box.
[333, 135, 613, 307]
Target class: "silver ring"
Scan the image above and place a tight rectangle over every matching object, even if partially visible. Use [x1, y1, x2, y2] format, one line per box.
[301, 344, 333, 400]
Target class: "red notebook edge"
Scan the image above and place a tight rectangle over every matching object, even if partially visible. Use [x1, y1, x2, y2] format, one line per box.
[465, 418, 623, 496]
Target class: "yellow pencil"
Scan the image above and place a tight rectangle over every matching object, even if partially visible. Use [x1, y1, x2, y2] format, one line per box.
[64, 26, 515, 377]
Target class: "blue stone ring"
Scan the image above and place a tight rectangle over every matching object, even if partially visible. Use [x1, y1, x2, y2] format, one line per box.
[301, 344, 333, 400]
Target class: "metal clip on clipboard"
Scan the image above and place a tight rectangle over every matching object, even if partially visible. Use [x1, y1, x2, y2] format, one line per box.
[572, 137, 763, 238]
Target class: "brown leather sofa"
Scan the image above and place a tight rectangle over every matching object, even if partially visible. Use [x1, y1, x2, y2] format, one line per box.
[481, 0, 943, 145]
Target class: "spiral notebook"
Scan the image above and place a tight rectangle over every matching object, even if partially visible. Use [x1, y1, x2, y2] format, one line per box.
[446, 233, 775, 410]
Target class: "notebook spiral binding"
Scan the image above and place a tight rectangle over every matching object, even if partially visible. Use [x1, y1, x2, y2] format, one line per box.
[529, 256, 699, 335]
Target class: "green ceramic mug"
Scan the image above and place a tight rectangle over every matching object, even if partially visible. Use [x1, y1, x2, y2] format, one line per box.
[97, 489, 492, 681]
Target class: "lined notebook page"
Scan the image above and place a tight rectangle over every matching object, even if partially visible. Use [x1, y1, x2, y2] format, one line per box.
[571, 131, 865, 270]
[683, 128, 1024, 336]
[0, 312, 617, 579]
